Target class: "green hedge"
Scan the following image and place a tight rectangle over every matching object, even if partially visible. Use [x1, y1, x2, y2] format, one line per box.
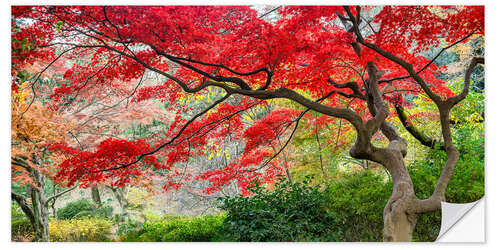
[218, 178, 340, 242]
[11, 218, 33, 240]
[412, 126, 484, 241]
[57, 199, 95, 220]
[120, 214, 225, 242]
[325, 171, 392, 241]
[56, 199, 113, 220]
[11, 203, 33, 241]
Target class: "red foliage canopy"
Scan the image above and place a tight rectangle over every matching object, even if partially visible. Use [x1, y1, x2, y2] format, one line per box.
[11, 5, 484, 193]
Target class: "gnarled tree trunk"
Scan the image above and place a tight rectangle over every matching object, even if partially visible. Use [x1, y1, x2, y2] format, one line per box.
[29, 183, 50, 242]
[380, 153, 418, 241]
[12, 156, 51, 242]
[11, 156, 76, 242]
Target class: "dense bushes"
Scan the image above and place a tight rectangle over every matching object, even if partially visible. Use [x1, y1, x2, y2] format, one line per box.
[411, 125, 484, 241]
[120, 214, 225, 242]
[49, 218, 113, 242]
[11, 203, 33, 241]
[121, 177, 341, 242]
[325, 171, 392, 241]
[11, 218, 32, 238]
[56, 199, 113, 220]
[118, 145, 482, 243]
[57, 199, 95, 220]
[219, 178, 340, 242]
[120, 178, 341, 242]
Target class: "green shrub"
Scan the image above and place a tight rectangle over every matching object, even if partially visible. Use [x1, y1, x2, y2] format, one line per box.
[73, 210, 94, 219]
[95, 204, 114, 218]
[120, 214, 225, 242]
[49, 218, 113, 242]
[325, 171, 392, 241]
[219, 177, 340, 242]
[12, 202, 26, 219]
[57, 199, 95, 220]
[11, 218, 33, 240]
[11, 203, 34, 241]
[411, 125, 484, 241]
[116, 215, 143, 237]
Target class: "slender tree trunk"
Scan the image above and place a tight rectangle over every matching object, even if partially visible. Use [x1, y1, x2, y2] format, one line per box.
[50, 200, 57, 219]
[50, 184, 58, 219]
[284, 168, 293, 184]
[91, 186, 102, 207]
[314, 126, 328, 182]
[110, 187, 128, 213]
[12, 157, 77, 242]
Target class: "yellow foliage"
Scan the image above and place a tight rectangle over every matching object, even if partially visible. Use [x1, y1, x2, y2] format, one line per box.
[126, 187, 154, 209]
[11, 82, 74, 180]
[452, 34, 483, 61]
[49, 218, 113, 242]
[12, 93, 70, 146]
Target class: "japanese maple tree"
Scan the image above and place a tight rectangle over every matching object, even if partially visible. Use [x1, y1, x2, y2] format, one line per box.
[11, 5, 484, 241]
[11, 79, 78, 241]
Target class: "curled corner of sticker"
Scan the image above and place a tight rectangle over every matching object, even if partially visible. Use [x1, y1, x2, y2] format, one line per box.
[435, 197, 485, 242]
